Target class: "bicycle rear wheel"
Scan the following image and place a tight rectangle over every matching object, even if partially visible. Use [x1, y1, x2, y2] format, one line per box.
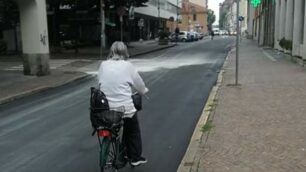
[99, 137, 117, 172]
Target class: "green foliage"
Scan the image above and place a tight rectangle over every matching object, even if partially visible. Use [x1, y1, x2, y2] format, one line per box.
[219, 12, 226, 29]
[201, 120, 214, 133]
[207, 9, 216, 28]
[0, 0, 19, 30]
[279, 38, 292, 50]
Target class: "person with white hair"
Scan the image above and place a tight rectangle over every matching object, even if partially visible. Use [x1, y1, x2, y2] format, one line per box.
[98, 41, 149, 166]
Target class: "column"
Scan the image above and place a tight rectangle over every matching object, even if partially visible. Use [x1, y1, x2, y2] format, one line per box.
[16, 0, 50, 76]
[285, 0, 294, 40]
[279, 0, 286, 40]
[247, 2, 255, 38]
[274, 0, 280, 48]
[293, 0, 303, 56]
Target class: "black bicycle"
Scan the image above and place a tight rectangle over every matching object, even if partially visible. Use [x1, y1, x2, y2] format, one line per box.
[95, 110, 127, 172]
[90, 87, 143, 171]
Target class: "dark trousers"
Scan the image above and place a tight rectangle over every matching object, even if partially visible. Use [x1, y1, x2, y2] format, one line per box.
[123, 113, 142, 160]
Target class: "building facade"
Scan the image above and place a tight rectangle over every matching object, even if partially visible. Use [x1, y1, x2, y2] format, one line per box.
[0, 0, 180, 75]
[248, 0, 306, 61]
[219, 0, 248, 34]
[134, 0, 181, 37]
[190, 0, 208, 8]
[247, 0, 275, 46]
[178, 0, 208, 33]
[274, 0, 306, 61]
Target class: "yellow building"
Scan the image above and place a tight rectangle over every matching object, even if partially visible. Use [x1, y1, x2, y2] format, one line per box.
[178, 0, 208, 33]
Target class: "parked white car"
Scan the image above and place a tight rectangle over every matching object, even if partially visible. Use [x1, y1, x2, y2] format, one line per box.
[169, 31, 191, 42]
[213, 28, 220, 35]
[189, 32, 199, 41]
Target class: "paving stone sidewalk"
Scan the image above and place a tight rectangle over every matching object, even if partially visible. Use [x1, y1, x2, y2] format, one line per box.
[193, 40, 306, 172]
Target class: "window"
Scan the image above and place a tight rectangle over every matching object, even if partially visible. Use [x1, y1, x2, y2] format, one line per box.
[193, 14, 196, 21]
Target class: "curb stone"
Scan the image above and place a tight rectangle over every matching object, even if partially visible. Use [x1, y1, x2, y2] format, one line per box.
[176, 49, 232, 172]
[0, 74, 94, 105]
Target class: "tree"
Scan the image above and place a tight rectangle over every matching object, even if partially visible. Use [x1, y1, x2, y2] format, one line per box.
[45, 0, 148, 46]
[219, 12, 226, 30]
[0, 0, 19, 31]
[207, 9, 216, 31]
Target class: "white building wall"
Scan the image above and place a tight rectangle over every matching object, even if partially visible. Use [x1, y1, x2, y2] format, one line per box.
[303, 1, 306, 60]
[285, 0, 294, 40]
[135, 0, 180, 20]
[273, 0, 306, 60]
[240, 0, 248, 33]
[135, 4, 178, 20]
[274, 0, 280, 49]
[247, 1, 255, 37]
[292, 0, 304, 56]
[224, 1, 247, 35]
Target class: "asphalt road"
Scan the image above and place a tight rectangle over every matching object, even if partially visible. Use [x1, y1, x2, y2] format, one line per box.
[0, 37, 234, 172]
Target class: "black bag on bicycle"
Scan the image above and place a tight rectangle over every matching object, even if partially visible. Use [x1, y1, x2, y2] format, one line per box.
[90, 87, 110, 129]
[94, 110, 123, 129]
[132, 93, 142, 111]
[90, 87, 109, 113]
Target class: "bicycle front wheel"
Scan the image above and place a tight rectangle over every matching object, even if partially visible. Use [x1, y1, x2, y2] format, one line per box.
[99, 137, 117, 172]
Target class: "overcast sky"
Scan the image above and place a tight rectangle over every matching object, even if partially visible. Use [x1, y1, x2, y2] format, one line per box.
[208, 0, 224, 25]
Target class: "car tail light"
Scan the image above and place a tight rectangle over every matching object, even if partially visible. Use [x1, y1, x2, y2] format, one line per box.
[98, 130, 112, 137]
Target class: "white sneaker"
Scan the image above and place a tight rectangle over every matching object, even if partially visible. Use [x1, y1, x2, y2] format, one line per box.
[130, 157, 147, 166]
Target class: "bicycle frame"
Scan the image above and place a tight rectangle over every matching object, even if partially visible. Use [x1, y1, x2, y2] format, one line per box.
[97, 126, 126, 172]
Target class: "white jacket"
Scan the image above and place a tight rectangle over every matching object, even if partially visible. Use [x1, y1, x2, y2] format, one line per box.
[98, 59, 148, 117]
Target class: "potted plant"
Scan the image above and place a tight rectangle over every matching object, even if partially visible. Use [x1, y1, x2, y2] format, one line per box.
[279, 37, 292, 51]
[0, 40, 7, 55]
[158, 30, 170, 45]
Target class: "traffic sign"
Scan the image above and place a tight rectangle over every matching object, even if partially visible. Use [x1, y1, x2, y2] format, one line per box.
[238, 16, 244, 21]
[138, 18, 144, 28]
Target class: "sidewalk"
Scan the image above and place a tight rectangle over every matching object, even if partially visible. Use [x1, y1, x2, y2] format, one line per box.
[0, 40, 175, 104]
[179, 39, 306, 172]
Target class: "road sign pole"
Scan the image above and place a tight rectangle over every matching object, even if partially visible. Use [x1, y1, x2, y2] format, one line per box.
[235, 0, 239, 85]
